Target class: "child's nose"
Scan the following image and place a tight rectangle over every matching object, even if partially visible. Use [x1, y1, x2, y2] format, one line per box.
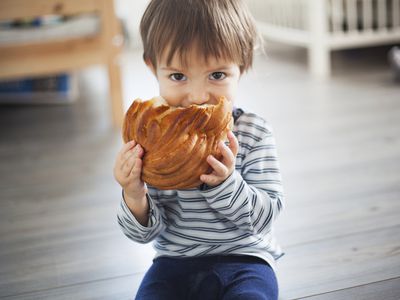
[188, 84, 210, 105]
[189, 96, 209, 105]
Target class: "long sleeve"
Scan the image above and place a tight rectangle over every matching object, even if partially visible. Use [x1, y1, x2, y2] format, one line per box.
[116, 111, 285, 265]
[117, 189, 166, 244]
[200, 121, 284, 236]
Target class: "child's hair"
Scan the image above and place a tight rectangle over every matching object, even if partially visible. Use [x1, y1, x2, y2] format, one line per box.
[140, 0, 261, 73]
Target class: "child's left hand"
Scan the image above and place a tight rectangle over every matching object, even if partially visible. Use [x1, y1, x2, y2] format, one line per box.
[200, 131, 239, 187]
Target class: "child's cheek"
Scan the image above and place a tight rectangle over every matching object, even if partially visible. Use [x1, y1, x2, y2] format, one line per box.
[158, 84, 178, 105]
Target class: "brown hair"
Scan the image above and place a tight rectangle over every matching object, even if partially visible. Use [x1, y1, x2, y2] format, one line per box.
[140, 0, 261, 73]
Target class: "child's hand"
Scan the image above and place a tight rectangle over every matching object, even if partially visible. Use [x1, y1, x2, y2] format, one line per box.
[113, 141, 148, 202]
[200, 131, 239, 187]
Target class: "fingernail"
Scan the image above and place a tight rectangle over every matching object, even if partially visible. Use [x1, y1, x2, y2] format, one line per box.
[135, 145, 142, 155]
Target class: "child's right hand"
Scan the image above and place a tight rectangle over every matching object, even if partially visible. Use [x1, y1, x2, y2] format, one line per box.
[113, 141, 148, 203]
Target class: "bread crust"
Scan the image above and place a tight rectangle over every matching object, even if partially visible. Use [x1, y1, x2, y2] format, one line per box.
[122, 97, 233, 190]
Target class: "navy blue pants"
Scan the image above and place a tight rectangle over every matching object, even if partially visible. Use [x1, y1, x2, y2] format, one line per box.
[135, 255, 278, 300]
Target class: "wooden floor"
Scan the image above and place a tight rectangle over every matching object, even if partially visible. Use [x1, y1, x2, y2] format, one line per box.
[1, 45, 400, 299]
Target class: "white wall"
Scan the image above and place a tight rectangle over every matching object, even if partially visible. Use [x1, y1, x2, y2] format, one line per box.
[115, 0, 149, 49]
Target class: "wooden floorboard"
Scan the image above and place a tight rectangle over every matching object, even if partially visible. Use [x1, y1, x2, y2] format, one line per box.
[276, 186, 400, 247]
[297, 277, 400, 300]
[277, 225, 400, 299]
[0, 273, 143, 300]
[1, 46, 399, 299]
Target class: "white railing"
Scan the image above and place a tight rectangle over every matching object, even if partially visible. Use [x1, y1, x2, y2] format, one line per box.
[328, 0, 400, 34]
[251, 0, 400, 33]
[249, 0, 400, 77]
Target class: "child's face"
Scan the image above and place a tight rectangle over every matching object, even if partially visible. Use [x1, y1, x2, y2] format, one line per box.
[148, 45, 241, 107]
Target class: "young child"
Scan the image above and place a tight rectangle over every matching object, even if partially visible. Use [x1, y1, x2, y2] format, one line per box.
[114, 0, 285, 299]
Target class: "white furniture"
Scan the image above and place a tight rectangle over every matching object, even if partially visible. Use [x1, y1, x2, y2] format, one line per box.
[248, 0, 400, 78]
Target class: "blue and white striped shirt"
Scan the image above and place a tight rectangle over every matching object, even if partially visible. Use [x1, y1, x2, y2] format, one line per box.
[118, 110, 285, 269]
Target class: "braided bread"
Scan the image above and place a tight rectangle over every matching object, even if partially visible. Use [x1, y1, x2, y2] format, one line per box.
[122, 97, 233, 190]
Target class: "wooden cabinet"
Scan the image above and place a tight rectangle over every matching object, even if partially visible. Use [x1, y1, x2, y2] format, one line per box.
[0, 0, 124, 126]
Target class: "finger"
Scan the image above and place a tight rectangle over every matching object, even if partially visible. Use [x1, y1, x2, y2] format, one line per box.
[122, 154, 136, 177]
[227, 131, 239, 156]
[120, 149, 136, 171]
[200, 173, 220, 186]
[121, 144, 144, 168]
[218, 141, 234, 166]
[118, 140, 136, 161]
[122, 145, 138, 162]
[130, 157, 144, 182]
[122, 140, 136, 154]
[124, 148, 145, 179]
[135, 144, 145, 159]
[207, 155, 229, 177]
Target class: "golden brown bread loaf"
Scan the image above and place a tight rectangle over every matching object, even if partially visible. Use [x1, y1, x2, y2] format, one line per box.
[122, 97, 233, 190]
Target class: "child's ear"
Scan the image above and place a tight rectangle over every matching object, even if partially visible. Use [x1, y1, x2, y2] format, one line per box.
[145, 58, 157, 76]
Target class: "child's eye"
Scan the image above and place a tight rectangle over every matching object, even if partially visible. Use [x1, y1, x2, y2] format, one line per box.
[170, 73, 187, 81]
[209, 72, 226, 80]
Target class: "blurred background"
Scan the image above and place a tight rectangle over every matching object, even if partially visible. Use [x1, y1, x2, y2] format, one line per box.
[0, 0, 399, 299]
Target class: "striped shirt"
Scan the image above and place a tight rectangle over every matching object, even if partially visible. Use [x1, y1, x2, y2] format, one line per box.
[117, 109, 285, 269]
